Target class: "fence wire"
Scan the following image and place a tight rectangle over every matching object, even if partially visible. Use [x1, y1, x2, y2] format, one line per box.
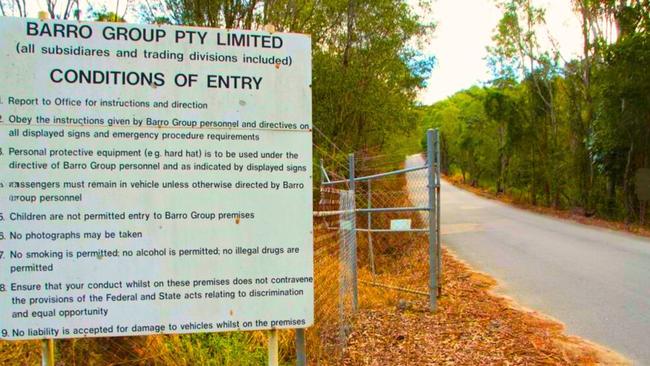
[355, 170, 432, 297]
[310, 131, 442, 363]
[306, 185, 356, 364]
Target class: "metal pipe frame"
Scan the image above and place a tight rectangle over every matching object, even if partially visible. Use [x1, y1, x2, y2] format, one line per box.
[316, 129, 442, 314]
[351, 165, 428, 183]
[313, 206, 430, 217]
[356, 206, 430, 214]
[356, 228, 429, 233]
[435, 129, 442, 297]
[320, 158, 330, 183]
[322, 164, 428, 186]
[313, 209, 350, 217]
[367, 180, 376, 277]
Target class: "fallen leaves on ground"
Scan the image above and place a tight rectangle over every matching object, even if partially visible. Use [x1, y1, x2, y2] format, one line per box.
[341, 248, 627, 365]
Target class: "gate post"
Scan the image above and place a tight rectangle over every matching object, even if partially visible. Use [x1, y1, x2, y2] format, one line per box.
[349, 153, 359, 312]
[435, 129, 442, 296]
[426, 129, 438, 312]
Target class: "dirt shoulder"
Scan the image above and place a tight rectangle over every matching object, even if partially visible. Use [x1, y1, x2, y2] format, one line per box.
[445, 175, 650, 239]
[342, 248, 628, 365]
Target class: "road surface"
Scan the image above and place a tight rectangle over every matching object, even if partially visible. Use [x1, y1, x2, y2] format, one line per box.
[406, 154, 650, 365]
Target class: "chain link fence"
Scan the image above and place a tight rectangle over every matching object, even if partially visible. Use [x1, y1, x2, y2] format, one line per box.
[306, 186, 356, 363]
[308, 129, 441, 364]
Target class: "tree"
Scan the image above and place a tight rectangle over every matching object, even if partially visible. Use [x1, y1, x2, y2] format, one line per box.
[46, 0, 80, 19]
[483, 85, 520, 194]
[488, 0, 565, 206]
[0, 0, 27, 17]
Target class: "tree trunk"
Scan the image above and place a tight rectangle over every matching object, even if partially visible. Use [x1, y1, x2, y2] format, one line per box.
[607, 174, 617, 216]
[579, 0, 595, 213]
[623, 141, 635, 225]
[342, 0, 356, 67]
[530, 145, 537, 205]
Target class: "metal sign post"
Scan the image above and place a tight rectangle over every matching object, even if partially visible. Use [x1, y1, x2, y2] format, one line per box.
[268, 329, 279, 366]
[296, 328, 307, 366]
[41, 339, 54, 366]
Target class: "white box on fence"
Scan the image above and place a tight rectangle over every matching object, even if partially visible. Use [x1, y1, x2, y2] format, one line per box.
[390, 219, 412, 231]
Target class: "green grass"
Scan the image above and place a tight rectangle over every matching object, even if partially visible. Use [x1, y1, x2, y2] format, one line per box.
[164, 332, 268, 366]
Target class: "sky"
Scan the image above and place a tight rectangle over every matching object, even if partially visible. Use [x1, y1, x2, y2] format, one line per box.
[22, 0, 585, 105]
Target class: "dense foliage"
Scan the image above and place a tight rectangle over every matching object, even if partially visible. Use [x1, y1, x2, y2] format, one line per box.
[137, 0, 435, 160]
[422, 0, 649, 225]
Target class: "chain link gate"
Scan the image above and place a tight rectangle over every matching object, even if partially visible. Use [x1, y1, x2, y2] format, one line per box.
[314, 129, 442, 322]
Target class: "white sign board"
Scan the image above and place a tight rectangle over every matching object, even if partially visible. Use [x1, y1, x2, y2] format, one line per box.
[0, 17, 313, 340]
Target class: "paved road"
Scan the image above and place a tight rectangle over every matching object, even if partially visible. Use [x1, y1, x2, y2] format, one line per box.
[406, 154, 650, 365]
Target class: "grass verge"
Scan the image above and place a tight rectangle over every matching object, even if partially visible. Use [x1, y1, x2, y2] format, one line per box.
[0, 330, 297, 365]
